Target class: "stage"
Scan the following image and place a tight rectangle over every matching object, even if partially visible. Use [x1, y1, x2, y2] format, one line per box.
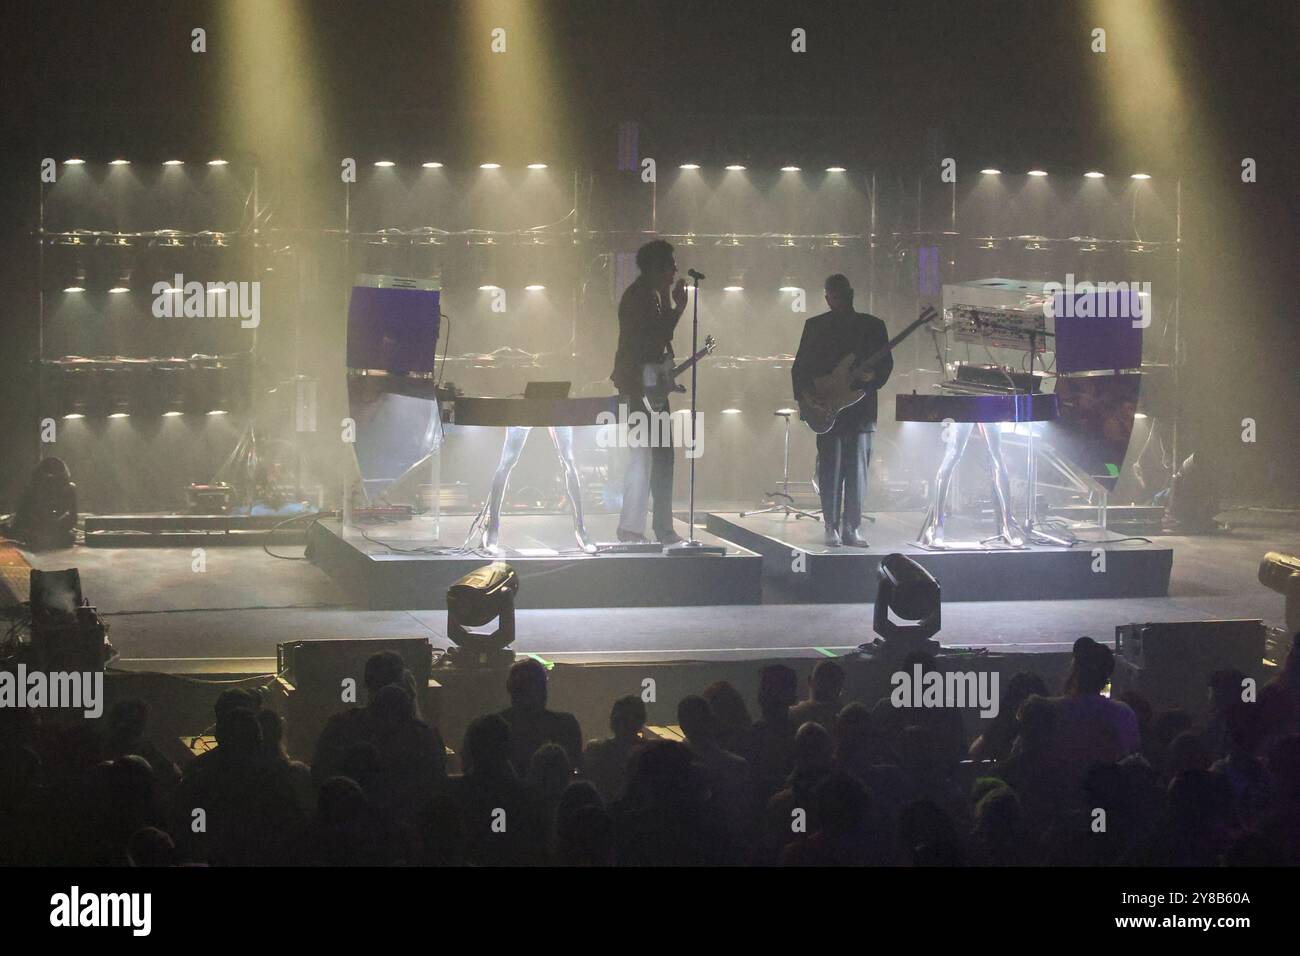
[304, 513, 763, 610]
[302, 507, 1175, 610]
[706, 510, 1174, 603]
[19, 517, 1291, 672]
[15, 517, 1291, 755]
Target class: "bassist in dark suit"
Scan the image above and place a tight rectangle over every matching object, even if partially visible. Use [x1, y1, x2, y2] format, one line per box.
[791, 274, 893, 547]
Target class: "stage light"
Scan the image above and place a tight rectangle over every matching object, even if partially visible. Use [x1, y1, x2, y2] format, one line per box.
[57, 365, 92, 419]
[163, 159, 185, 166]
[447, 562, 519, 667]
[162, 410, 184, 417]
[208, 159, 229, 166]
[62, 260, 88, 293]
[373, 160, 396, 167]
[479, 162, 501, 169]
[825, 166, 846, 172]
[1027, 169, 1048, 177]
[723, 284, 744, 292]
[1084, 171, 1106, 178]
[1134, 412, 1148, 420]
[980, 168, 1002, 175]
[108, 159, 130, 166]
[107, 412, 130, 419]
[776, 407, 797, 416]
[62, 413, 85, 420]
[524, 283, 546, 291]
[1131, 172, 1152, 180]
[1259, 552, 1300, 632]
[865, 553, 942, 656]
[207, 409, 228, 416]
[679, 163, 700, 170]
[64, 158, 85, 165]
[780, 166, 801, 172]
[478, 284, 501, 292]
[108, 264, 131, 294]
[725, 164, 746, 171]
[721, 408, 742, 415]
[422, 161, 444, 168]
[526, 163, 548, 170]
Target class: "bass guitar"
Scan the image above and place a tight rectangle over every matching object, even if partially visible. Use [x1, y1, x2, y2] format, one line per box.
[798, 307, 939, 434]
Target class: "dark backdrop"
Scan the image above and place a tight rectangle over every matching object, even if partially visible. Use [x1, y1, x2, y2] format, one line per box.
[2, 0, 1296, 511]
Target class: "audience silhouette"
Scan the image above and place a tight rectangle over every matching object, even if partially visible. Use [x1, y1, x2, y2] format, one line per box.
[3, 632, 1296, 868]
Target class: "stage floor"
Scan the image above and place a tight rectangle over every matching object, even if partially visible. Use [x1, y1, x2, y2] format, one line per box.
[18, 519, 1297, 673]
[306, 513, 762, 610]
[706, 510, 1174, 602]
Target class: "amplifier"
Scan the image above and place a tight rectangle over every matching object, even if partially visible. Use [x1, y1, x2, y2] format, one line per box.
[274, 637, 435, 759]
[277, 636, 432, 690]
[1113, 619, 1266, 716]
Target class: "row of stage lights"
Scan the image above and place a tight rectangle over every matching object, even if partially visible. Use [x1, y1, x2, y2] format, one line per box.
[679, 166, 1155, 178]
[61, 159, 1155, 179]
[373, 162, 549, 169]
[683, 165, 847, 172]
[63, 409, 229, 420]
[981, 168, 1152, 180]
[51, 361, 247, 420]
[61, 282, 235, 295]
[61, 160, 538, 170]
[62, 159, 229, 167]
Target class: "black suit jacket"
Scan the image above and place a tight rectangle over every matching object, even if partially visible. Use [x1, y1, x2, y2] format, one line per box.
[610, 275, 683, 396]
[791, 309, 893, 430]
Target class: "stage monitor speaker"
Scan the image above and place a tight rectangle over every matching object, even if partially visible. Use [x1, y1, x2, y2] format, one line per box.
[1112, 619, 1266, 717]
[274, 637, 435, 760]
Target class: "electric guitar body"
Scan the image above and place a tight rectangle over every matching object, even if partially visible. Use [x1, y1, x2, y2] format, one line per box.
[643, 334, 716, 408]
[798, 307, 940, 435]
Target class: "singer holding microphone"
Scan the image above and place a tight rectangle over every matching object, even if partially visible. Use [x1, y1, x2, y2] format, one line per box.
[610, 239, 688, 544]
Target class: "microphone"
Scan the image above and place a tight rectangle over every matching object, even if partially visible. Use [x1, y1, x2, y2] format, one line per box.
[687, 269, 706, 280]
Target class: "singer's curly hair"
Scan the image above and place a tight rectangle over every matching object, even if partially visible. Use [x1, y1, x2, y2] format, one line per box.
[635, 239, 675, 274]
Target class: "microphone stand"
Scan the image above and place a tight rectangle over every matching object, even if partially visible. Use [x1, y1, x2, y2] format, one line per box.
[669, 271, 725, 556]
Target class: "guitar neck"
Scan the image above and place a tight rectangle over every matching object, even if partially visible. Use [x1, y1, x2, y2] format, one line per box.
[857, 309, 936, 371]
[672, 349, 709, 377]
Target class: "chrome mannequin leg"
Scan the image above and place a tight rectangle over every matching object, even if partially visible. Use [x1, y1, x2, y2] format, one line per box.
[979, 424, 1025, 547]
[918, 421, 973, 548]
[548, 425, 596, 552]
[484, 425, 532, 552]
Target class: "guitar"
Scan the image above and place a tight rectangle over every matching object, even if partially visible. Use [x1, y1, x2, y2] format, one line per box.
[643, 335, 717, 407]
[797, 307, 940, 434]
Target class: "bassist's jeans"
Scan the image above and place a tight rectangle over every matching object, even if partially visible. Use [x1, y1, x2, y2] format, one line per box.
[816, 428, 872, 532]
[618, 395, 676, 538]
